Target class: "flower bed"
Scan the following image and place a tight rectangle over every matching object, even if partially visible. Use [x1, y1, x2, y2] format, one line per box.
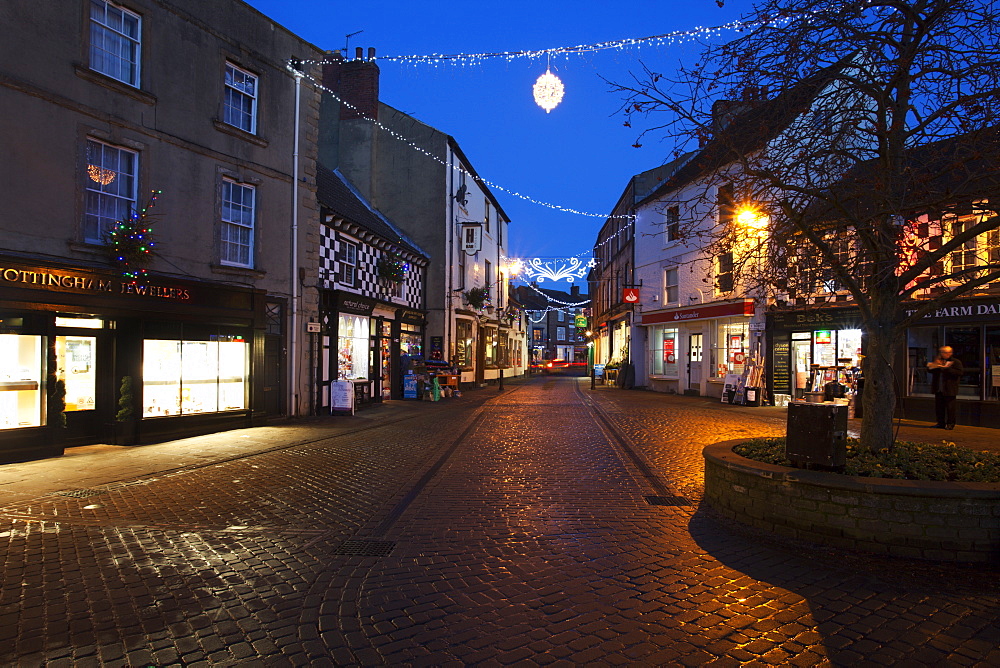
[703, 440, 1000, 563]
[735, 437, 1000, 483]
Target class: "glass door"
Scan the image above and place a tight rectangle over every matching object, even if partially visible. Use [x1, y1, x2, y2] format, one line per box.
[54, 316, 106, 444]
[688, 333, 703, 390]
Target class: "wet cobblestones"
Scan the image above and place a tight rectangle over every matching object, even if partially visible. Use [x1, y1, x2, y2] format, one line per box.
[1, 377, 997, 665]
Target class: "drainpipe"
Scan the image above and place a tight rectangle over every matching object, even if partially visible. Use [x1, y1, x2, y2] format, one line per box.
[290, 67, 302, 416]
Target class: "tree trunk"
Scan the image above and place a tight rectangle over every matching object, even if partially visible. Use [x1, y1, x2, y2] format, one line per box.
[859, 325, 897, 452]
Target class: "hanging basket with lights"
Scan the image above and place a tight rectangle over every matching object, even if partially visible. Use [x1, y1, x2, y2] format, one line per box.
[377, 253, 409, 283]
[104, 190, 162, 279]
[463, 285, 492, 312]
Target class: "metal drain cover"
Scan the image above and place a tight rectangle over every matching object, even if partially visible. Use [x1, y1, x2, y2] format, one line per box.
[54, 489, 107, 499]
[645, 495, 692, 506]
[334, 539, 395, 557]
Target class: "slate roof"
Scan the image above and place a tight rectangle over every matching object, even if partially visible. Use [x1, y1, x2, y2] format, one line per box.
[316, 163, 428, 260]
[638, 55, 855, 206]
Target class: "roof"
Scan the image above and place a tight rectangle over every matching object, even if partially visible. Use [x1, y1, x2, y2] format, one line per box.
[638, 55, 855, 206]
[804, 125, 1000, 222]
[316, 164, 428, 260]
[514, 285, 589, 310]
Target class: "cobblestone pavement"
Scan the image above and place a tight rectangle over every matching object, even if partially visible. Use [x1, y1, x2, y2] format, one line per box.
[1, 377, 997, 666]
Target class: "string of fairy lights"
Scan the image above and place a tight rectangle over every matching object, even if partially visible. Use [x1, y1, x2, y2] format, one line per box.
[295, 68, 630, 220]
[295, 6, 843, 67]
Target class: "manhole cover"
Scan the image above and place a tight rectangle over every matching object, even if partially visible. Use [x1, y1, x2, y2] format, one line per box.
[645, 495, 692, 506]
[333, 539, 395, 557]
[53, 489, 107, 499]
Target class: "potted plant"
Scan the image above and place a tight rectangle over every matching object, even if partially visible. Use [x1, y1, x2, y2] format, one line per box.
[48, 379, 67, 429]
[114, 375, 137, 445]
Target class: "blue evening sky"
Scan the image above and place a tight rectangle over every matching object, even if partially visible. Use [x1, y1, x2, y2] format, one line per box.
[245, 0, 755, 274]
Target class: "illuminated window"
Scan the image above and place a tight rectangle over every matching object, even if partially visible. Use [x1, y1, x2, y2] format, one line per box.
[221, 180, 255, 267]
[84, 139, 137, 243]
[90, 0, 141, 87]
[0, 335, 43, 429]
[142, 333, 247, 417]
[456, 320, 474, 367]
[224, 63, 258, 134]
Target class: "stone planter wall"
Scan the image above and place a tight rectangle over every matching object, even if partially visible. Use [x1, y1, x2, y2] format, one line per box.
[703, 440, 1000, 563]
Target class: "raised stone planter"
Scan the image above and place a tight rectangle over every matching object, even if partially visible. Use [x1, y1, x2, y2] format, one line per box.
[703, 440, 1000, 563]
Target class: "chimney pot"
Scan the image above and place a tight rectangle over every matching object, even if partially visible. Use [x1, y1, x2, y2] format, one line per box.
[355, 46, 363, 60]
[368, 47, 376, 60]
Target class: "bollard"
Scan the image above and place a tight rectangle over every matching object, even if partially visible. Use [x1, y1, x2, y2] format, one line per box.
[591, 369, 596, 390]
[498, 368, 504, 392]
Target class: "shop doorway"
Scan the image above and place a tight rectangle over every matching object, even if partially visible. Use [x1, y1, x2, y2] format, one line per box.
[688, 333, 703, 391]
[791, 337, 812, 399]
[54, 316, 109, 446]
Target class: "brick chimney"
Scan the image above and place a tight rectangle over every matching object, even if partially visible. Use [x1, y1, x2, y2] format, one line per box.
[571, 285, 580, 297]
[322, 47, 380, 121]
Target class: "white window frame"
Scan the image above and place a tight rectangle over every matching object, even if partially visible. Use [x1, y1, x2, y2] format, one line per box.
[557, 326, 567, 342]
[338, 240, 358, 286]
[224, 63, 258, 134]
[89, 0, 141, 87]
[221, 180, 255, 268]
[664, 267, 679, 304]
[84, 139, 138, 244]
[666, 206, 680, 242]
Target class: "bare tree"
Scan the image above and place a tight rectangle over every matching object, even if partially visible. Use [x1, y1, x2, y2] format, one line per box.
[611, 0, 1000, 451]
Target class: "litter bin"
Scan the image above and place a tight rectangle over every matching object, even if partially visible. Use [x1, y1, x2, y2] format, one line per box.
[786, 402, 847, 468]
[744, 387, 760, 407]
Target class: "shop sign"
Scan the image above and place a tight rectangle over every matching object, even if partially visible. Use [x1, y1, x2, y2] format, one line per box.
[331, 381, 356, 414]
[337, 292, 377, 316]
[460, 224, 483, 255]
[905, 299, 1000, 323]
[663, 338, 675, 364]
[641, 299, 754, 326]
[306, 322, 321, 333]
[574, 314, 588, 328]
[397, 308, 425, 324]
[814, 330, 833, 344]
[623, 288, 640, 304]
[1, 264, 192, 300]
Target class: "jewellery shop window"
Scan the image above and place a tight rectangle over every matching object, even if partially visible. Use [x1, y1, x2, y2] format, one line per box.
[337, 314, 369, 380]
[1, 333, 44, 430]
[143, 326, 248, 417]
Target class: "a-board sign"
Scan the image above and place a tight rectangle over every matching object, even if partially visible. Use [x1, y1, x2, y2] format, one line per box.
[331, 381, 355, 414]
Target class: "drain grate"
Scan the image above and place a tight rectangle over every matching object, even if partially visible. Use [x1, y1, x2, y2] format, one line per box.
[53, 488, 107, 499]
[333, 539, 396, 557]
[645, 495, 692, 507]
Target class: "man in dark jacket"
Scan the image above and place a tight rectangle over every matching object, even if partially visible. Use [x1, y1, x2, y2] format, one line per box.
[927, 346, 964, 429]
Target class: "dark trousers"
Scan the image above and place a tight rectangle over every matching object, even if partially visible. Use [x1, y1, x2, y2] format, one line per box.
[935, 392, 957, 427]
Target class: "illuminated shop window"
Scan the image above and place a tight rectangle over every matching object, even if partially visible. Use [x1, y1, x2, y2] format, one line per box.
[56, 336, 97, 412]
[337, 315, 369, 380]
[0, 335, 43, 429]
[142, 334, 247, 417]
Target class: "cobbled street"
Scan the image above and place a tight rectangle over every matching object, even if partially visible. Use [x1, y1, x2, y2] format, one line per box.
[1, 376, 998, 667]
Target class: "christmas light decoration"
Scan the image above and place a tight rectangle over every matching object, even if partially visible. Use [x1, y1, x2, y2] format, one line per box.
[88, 164, 117, 185]
[516, 257, 596, 283]
[105, 190, 162, 279]
[533, 68, 564, 113]
[297, 8, 820, 67]
[293, 68, 633, 219]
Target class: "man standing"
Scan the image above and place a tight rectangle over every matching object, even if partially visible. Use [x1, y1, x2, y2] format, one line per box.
[927, 346, 964, 429]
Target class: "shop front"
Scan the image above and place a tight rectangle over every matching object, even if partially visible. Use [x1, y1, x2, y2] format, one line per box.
[0, 257, 266, 463]
[902, 297, 1000, 427]
[318, 291, 425, 408]
[642, 299, 756, 397]
[767, 307, 864, 404]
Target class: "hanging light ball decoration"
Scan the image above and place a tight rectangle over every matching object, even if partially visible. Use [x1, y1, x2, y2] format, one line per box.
[533, 68, 564, 113]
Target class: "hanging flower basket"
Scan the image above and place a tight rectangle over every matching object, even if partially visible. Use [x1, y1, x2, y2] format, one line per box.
[464, 285, 492, 311]
[377, 254, 408, 283]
